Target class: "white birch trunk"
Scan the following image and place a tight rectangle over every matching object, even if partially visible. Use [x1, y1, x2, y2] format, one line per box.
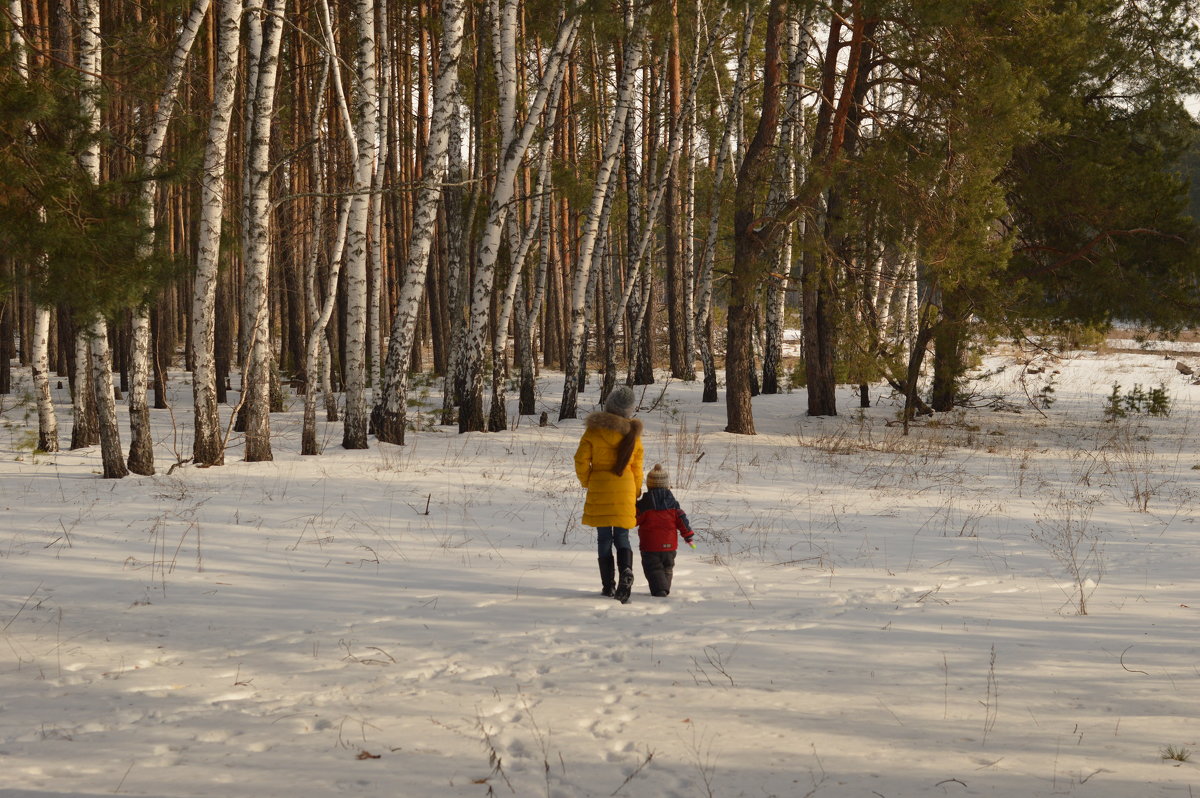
[487, 56, 566, 429]
[597, 7, 724, 403]
[374, 0, 467, 445]
[490, 0, 519, 154]
[518, 153, 556, 414]
[77, 0, 127, 477]
[460, 4, 581, 431]
[557, 8, 644, 421]
[126, 310, 155, 474]
[681, 98, 697, 381]
[303, 194, 352, 454]
[70, 332, 97, 450]
[898, 252, 919, 360]
[440, 86, 468, 425]
[872, 254, 892, 347]
[239, 4, 263, 318]
[89, 318, 127, 478]
[32, 309, 58, 452]
[314, 0, 357, 427]
[241, 0, 286, 462]
[128, 0, 211, 475]
[603, 80, 645, 401]
[367, 0, 389, 387]
[478, 0, 522, 433]
[301, 57, 331, 454]
[341, 0, 379, 450]
[11, 0, 59, 452]
[318, 0, 358, 163]
[192, 0, 243, 467]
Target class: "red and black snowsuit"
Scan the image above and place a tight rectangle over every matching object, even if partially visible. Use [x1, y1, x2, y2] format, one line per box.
[635, 487, 695, 597]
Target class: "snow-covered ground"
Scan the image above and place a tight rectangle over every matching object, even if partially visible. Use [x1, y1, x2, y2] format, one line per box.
[2, 344, 1199, 797]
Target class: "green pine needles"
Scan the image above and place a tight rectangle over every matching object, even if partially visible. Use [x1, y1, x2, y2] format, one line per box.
[1103, 383, 1172, 421]
[0, 64, 180, 318]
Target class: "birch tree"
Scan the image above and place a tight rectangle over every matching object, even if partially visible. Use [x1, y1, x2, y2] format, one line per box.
[374, 0, 467, 445]
[367, 0, 390, 387]
[240, 0, 286, 462]
[485, 15, 572, 432]
[594, 2, 725, 407]
[299, 55, 350, 455]
[461, 1, 581, 431]
[127, 0, 211, 475]
[557, 5, 644, 421]
[78, 0, 128, 477]
[440, 82, 469, 425]
[9, 0, 58, 453]
[302, 195, 351, 454]
[341, 0, 379, 450]
[192, 0, 243, 467]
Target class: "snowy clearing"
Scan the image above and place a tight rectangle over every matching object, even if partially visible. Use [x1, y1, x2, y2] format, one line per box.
[2, 346, 1199, 797]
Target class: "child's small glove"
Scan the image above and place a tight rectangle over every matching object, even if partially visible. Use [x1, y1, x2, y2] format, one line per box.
[685, 536, 696, 549]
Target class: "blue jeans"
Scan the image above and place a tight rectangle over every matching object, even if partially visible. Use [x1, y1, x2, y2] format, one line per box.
[596, 526, 631, 556]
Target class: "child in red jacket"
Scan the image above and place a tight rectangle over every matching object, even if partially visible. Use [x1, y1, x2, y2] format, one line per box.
[635, 464, 696, 597]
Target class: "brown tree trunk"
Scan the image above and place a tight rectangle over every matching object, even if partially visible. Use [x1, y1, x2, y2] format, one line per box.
[0, 260, 12, 395]
[801, 241, 839, 416]
[725, 0, 787, 434]
[931, 289, 967, 412]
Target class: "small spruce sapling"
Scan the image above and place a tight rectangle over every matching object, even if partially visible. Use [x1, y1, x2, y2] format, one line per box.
[1104, 383, 1172, 421]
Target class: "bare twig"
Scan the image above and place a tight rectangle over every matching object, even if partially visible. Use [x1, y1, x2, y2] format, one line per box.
[113, 759, 136, 793]
[610, 748, 654, 796]
[3, 582, 42, 632]
[1119, 645, 1149, 676]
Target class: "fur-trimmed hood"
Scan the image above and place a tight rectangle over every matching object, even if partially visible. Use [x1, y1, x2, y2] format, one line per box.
[584, 411, 643, 437]
[584, 412, 643, 477]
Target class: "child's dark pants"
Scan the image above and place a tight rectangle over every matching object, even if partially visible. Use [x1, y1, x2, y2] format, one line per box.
[640, 551, 677, 597]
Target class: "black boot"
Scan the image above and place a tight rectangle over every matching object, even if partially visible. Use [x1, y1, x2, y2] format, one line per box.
[598, 555, 616, 597]
[614, 548, 634, 604]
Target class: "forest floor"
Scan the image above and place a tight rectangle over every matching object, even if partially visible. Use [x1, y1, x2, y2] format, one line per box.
[2, 337, 1200, 797]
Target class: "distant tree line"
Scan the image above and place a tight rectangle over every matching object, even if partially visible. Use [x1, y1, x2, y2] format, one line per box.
[1, 0, 1198, 477]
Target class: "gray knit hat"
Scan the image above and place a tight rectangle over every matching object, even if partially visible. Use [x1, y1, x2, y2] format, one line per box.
[604, 385, 636, 418]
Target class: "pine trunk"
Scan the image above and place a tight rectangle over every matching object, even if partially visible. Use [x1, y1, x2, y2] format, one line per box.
[696, 9, 753, 404]
[761, 16, 805, 396]
[726, 0, 787, 434]
[801, 240, 839, 416]
[931, 289, 966, 412]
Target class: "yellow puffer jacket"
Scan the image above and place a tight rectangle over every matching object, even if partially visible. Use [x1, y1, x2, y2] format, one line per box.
[574, 411, 644, 529]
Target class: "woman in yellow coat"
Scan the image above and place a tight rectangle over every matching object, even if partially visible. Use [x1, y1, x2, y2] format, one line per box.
[574, 385, 644, 603]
